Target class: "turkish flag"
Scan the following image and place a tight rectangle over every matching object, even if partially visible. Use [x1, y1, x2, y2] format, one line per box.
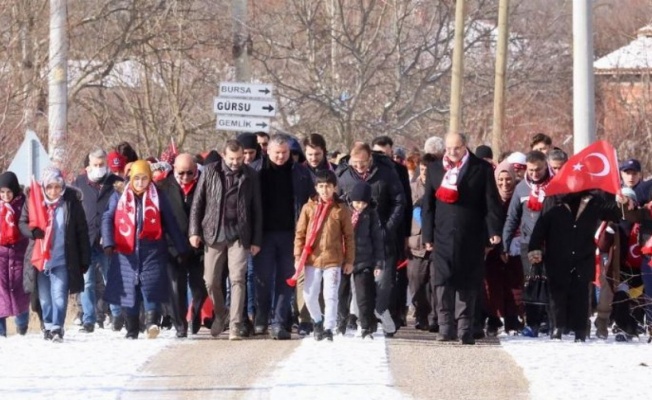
[545, 141, 620, 196]
[28, 177, 51, 271]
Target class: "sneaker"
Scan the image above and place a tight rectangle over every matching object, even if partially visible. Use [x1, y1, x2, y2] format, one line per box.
[210, 313, 227, 337]
[79, 323, 95, 333]
[147, 325, 160, 339]
[271, 327, 291, 340]
[51, 329, 64, 343]
[229, 326, 243, 341]
[521, 326, 539, 338]
[486, 326, 499, 337]
[323, 329, 334, 341]
[298, 322, 313, 337]
[375, 310, 396, 335]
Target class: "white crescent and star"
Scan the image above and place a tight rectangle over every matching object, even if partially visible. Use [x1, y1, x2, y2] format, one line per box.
[630, 244, 641, 258]
[118, 224, 132, 237]
[572, 152, 611, 177]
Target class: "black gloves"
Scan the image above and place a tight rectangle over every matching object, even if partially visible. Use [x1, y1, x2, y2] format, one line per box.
[32, 228, 45, 239]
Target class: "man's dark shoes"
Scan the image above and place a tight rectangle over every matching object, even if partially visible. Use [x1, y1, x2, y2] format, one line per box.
[112, 315, 125, 332]
[51, 329, 64, 343]
[43, 330, 53, 341]
[361, 329, 373, 339]
[313, 320, 324, 341]
[298, 322, 313, 337]
[271, 326, 291, 340]
[551, 328, 563, 340]
[428, 324, 440, 333]
[79, 323, 95, 333]
[323, 329, 334, 341]
[254, 325, 268, 336]
[460, 332, 476, 345]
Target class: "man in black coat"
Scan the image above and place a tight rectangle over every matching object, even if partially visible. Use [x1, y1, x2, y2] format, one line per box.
[157, 153, 208, 337]
[372, 135, 412, 328]
[337, 142, 406, 336]
[422, 133, 504, 344]
[75, 148, 124, 333]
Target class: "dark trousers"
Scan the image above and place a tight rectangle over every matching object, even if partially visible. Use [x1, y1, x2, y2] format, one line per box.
[521, 245, 547, 328]
[338, 273, 352, 326]
[253, 231, 294, 329]
[354, 269, 376, 330]
[376, 253, 396, 314]
[166, 253, 207, 333]
[407, 256, 436, 325]
[436, 285, 477, 337]
[549, 273, 591, 335]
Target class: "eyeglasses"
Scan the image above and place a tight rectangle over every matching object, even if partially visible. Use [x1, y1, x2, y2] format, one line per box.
[177, 171, 194, 176]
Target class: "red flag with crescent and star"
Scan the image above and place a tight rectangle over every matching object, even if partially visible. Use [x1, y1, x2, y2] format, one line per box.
[545, 141, 620, 196]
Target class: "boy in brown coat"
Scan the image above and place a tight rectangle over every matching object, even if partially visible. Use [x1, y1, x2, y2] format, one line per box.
[294, 170, 355, 341]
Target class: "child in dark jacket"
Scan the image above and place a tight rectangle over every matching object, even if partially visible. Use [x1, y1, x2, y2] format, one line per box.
[349, 182, 385, 338]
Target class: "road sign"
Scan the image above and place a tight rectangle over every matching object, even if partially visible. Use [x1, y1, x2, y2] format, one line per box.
[8, 130, 52, 185]
[214, 97, 277, 117]
[216, 116, 271, 133]
[219, 82, 274, 99]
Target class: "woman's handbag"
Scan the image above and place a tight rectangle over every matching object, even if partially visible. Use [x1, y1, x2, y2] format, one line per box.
[523, 263, 549, 305]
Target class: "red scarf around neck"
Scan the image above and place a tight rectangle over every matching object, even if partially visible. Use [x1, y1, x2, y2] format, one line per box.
[114, 184, 162, 254]
[351, 209, 361, 229]
[0, 198, 21, 245]
[287, 199, 334, 287]
[526, 175, 551, 212]
[435, 151, 469, 204]
[180, 179, 197, 196]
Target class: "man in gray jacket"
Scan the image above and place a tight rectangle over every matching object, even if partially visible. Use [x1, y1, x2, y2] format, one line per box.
[502, 150, 552, 337]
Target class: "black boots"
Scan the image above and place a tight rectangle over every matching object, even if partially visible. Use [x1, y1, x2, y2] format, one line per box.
[146, 310, 161, 339]
[313, 320, 324, 341]
[125, 315, 140, 339]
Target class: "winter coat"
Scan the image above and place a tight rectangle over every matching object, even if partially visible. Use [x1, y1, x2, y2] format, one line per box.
[259, 156, 315, 226]
[503, 179, 545, 252]
[0, 195, 30, 317]
[294, 198, 355, 269]
[408, 179, 427, 258]
[19, 187, 91, 294]
[351, 205, 385, 272]
[528, 193, 621, 291]
[188, 162, 263, 248]
[101, 186, 189, 307]
[336, 153, 406, 237]
[74, 172, 123, 246]
[158, 172, 200, 256]
[421, 152, 504, 290]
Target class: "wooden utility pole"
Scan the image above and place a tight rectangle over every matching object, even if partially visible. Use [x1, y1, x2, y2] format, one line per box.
[491, 0, 510, 160]
[48, 0, 67, 168]
[448, 0, 466, 135]
[232, 0, 251, 82]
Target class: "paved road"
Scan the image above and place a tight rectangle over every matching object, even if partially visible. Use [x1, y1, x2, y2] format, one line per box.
[124, 325, 529, 400]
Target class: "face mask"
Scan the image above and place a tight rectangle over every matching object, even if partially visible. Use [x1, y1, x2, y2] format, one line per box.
[88, 166, 108, 182]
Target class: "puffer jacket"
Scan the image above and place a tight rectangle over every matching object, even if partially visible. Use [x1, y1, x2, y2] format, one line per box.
[0, 195, 30, 317]
[294, 198, 355, 269]
[351, 204, 385, 272]
[188, 161, 262, 248]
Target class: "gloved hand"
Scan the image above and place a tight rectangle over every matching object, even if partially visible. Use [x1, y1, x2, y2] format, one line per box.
[104, 246, 114, 257]
[32, 228, 45, 239]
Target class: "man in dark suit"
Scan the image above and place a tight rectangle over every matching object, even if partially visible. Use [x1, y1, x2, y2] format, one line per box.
[421, 133, 504, 344]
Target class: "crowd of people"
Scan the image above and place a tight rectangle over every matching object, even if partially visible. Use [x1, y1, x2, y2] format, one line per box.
[0, 130, 650, 345]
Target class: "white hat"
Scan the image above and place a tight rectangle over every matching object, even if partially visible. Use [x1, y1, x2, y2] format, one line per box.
[506, 152, 527, 166]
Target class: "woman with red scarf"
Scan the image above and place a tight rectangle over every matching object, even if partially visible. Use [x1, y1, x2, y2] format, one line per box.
[102, 160, 189, 339]
[0, 172, 30, 337]
[482, 161, 525, 336]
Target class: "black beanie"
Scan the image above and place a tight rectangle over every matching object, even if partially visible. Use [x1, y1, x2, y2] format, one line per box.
[350, 181, 372, 203]
[475, 145, 493, 160]
[237, 133, 258, 150]
[0, 171, 20, 197]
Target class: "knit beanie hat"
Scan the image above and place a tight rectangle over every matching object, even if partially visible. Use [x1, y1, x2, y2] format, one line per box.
[236, 132, 258, 150]
[40, 166, 65, 189]
[350, 181, 372, 203]
[0, 171, 20, 197]
[475, 145, 493, 160]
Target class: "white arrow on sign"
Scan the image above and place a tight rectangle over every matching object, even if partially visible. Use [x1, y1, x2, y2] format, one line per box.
[216, 116, 271, 133]
[219, 82, 274, 99]
[214, 97, 277, 117]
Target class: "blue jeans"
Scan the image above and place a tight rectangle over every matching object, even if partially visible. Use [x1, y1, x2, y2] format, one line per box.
[81, 246, 122, 324]
[124, 285, 159, 317]
[247, 255, 255, 317]
[37, 265, 69, 331]
[0, 311, 29, 336]
[641, 257, 652, 326]
[253, 231, 294, 329]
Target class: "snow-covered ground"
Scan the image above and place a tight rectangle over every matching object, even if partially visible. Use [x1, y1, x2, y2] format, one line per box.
[501, 332, 652, 400]
[247, 331, 407, 400]
[0, 327, 177, 400]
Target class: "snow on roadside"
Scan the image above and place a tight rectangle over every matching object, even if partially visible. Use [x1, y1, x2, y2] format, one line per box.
[0, 327, 177, 400]
[247, 333, 408, 400]
[501, 333, 652, 400]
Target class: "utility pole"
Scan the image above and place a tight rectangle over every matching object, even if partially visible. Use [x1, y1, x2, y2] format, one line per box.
[572, 0, 596, 153]
[48, 0, 67, 168]
[491, 0, 510, 161]
[448, 0, 466, 135]
[232, 0, 250, 82]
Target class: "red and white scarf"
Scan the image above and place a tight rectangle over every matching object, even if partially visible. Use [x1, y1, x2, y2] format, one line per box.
[525, 175, 551, 212]
[629, 223, 643, 268]
[435, 151, 469, 204]
[0, 199, 21, 245]
[351, 209, 361, 229]
[114, 184, 162, 254]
